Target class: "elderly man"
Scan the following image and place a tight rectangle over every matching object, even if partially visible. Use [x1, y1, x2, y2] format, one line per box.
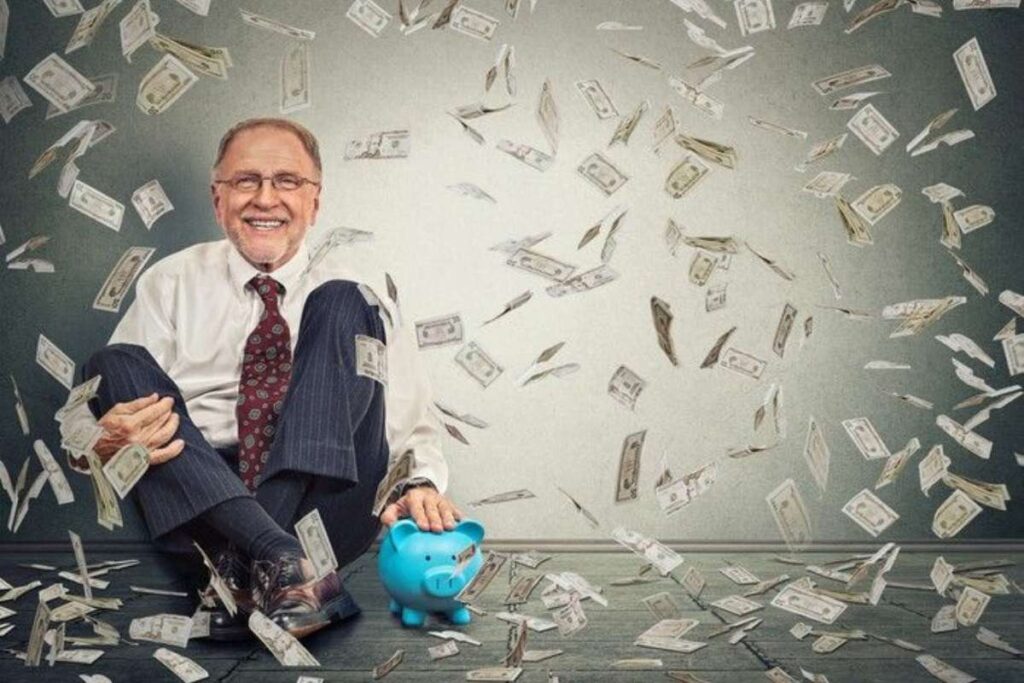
[83, 118, 460, 640]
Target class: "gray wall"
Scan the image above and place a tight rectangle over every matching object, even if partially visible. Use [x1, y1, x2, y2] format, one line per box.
[1, 0, 1022, 545]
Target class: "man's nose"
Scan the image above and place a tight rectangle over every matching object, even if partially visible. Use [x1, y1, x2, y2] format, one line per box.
[251, 178, 281, 206]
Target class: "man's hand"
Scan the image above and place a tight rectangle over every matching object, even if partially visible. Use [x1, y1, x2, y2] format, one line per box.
[380, 485, 463, 533]
[93, 392, 185, 465]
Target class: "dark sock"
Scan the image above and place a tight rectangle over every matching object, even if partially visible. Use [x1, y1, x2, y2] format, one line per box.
[198, 497, 303, 563]
[255, 471, 312, 530]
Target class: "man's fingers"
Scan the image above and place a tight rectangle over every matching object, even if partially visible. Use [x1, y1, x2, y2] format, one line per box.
[422, 495, 445, 532]
[147, 412, 180, 449]
[408, 495, 429, 531]
[380, 503, 400, 527]
[149, 439, 185, 465]
[439, 500, 457, 530]
[114, 393, 160, 414]
[129, 396, 174, 429]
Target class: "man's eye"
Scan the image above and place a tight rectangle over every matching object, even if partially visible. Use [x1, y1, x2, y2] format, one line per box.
[234, 176, 261, 189]
[275, 175, 301, 190]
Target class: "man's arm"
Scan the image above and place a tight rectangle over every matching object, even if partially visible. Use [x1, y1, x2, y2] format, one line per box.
[93, 267, 184, 464]
[373, 280, 458, 531]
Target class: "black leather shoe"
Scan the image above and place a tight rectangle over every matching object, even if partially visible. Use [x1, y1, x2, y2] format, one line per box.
[198, 546, 255, 641]
[253, 554, 360, 639]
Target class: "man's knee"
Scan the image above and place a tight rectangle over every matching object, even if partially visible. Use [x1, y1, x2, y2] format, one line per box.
[306, 279, 368, 313]
[84, 343, 156, 379]
[304, 280, 384, 336]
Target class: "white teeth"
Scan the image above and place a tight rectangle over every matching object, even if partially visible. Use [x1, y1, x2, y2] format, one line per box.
[247, 219, 285, 230]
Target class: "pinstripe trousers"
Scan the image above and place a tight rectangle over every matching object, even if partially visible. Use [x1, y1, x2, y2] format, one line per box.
[84, 280, 389, 565]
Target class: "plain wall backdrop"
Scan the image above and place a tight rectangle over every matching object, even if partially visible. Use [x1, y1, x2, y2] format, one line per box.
[0, 0, 1022, 544]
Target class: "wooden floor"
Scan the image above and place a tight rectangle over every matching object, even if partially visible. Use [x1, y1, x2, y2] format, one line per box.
[1, 546, 1022, 682]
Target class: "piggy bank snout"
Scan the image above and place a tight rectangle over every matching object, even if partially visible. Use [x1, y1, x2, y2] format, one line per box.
[423, 565, 466, 598]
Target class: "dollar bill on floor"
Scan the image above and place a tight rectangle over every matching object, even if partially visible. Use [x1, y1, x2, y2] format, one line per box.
[249, 610, 320, 666]
[154, 647, 209, 683]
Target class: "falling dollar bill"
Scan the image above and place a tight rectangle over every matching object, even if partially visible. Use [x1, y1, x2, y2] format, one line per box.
[455, 342, 504, 388]
[469, 489, 535, 507]
[843, 488, 899, 537]
[773, 303, 797, 357]
[239, 7, 316, 40]
[295, 509, 338, 581]
[812, 63, 891, 95]
[23, 52, 96, 113]
[506, 248, 575, 282]
[766, 479, 812, 550]
[70, 179, 124, 232]
[615, 431, 646, 502]
[719, 347, 766, 379]
[457, 551, 507, 602]
[93, 246, 156, 313]
[347, 0, 392, 37]
[650, 297, 679, 365]
[496, 139, 554, 171]
[33, 439, 74, 505]
[953, 37, 996, 110]
[536, 78, 559, 154]
[102, 444, 150, 499]
[345, 130, 410, 160]
[932, 488, 982, 538]
[575, 79, 619, 119]
[847, 103, 899, 154]
[280, 42, 311, 114]
[136, 54, 198, 115]
[36, 333, 75, 389]
[735, 0, 776, 36]
[852, 183, 902, 225]
[955, 586, 990, 626]
[372, 450, 415, 516]
[576, 151, 629, 196]
[608, 365, 645, 410]
[665, 154, 710, 198]
[842, 417, 890, 460]
[416, 313, 463, 348]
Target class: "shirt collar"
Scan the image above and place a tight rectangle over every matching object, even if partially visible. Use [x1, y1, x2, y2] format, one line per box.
[226, 240, 309, 296]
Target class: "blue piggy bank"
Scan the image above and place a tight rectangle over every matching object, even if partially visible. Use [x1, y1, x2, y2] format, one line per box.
[378, 518, 485, 627]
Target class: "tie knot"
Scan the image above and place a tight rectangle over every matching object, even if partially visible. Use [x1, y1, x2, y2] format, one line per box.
[249, 275, 284, 305]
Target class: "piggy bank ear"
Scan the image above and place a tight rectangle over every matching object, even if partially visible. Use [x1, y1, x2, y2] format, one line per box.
[388, 519, 419, 551]
[455, 519, 484, 545]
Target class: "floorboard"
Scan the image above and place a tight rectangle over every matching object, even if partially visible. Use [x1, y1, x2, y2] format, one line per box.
[0, 547, 1021, 682]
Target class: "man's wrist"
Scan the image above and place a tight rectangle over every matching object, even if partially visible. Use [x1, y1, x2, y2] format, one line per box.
[396, 477, 436, 497]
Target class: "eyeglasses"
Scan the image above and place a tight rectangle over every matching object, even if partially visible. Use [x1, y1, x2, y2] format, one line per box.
[213, 173, 321, 193]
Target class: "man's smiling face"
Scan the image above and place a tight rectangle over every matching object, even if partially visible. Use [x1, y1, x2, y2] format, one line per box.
[212, 125, 321, 272]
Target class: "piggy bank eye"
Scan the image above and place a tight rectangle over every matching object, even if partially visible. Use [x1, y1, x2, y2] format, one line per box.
[425, 555, 431, 561]
[451, 555, 456, 561]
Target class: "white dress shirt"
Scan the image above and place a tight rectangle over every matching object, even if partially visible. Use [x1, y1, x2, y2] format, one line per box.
[109, 239, 448, 492]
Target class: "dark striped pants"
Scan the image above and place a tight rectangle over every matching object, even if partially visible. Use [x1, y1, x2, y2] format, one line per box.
[84, 280, 389, 567]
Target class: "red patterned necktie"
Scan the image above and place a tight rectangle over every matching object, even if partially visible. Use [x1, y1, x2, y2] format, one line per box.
[237, 275, 293, 490]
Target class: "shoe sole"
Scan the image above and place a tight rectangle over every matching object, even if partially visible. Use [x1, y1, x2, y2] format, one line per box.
[275, 591, 361, 639]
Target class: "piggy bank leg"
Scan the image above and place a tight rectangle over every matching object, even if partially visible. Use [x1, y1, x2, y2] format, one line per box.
[447, 606, 471, 625]
[400, 606, 427, 627]
[388, 598, 401, 615]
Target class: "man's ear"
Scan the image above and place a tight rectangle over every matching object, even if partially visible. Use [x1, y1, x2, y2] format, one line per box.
[388, 519, 419, 551]
[454, 519, 484, 545]
[310, 186, 321, 226]
[211, 183, 224, 224]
